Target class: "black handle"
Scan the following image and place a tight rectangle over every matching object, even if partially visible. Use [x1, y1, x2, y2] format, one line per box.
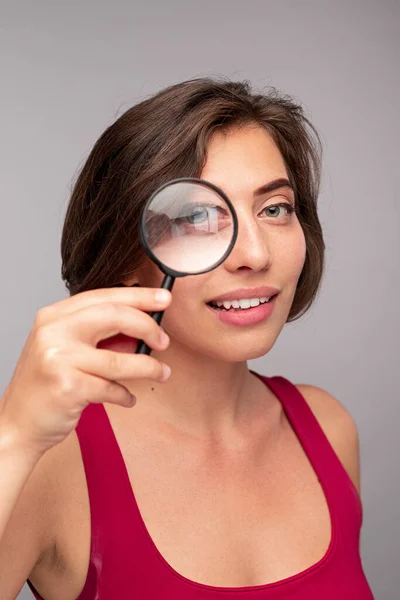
[135, 274, 175, 355]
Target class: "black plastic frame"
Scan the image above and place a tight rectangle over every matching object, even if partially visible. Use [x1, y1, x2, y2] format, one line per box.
[139, 177, 238, 278]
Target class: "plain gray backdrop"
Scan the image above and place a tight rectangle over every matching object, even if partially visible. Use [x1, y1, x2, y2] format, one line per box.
[0, 0, 398, 598]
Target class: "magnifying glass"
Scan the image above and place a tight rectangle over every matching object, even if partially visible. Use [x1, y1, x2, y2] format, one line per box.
[133, 177, 238, 355]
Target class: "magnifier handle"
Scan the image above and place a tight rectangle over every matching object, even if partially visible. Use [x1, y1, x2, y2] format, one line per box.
[136, 310, 165, 355]
[135, 274, 175, 356]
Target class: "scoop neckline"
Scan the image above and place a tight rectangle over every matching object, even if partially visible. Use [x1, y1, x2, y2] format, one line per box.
[100, 372, 338, 593]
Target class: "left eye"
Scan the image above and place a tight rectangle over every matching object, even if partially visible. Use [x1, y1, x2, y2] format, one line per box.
[261, 203, 294, 218]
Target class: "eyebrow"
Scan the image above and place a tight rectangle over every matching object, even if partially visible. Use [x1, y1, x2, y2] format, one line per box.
[254, 178, 294, 196]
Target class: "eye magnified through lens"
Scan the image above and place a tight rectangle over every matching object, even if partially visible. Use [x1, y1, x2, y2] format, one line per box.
[135, 177, 238, 354]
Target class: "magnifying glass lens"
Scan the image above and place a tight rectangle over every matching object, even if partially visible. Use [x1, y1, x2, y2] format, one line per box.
[143, 181, 235, 274]
[135, 178, 238, 355]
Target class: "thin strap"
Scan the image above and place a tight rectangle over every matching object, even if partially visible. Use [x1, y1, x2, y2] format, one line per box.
[76, 403, 135, 517]
[74, 403, 139, 599]
[252, 372, 363, 534]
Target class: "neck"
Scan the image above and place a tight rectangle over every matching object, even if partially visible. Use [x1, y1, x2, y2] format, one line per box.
[131, 341, 271, 441]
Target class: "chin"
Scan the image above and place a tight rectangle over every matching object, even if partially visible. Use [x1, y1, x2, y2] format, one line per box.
[165, 314, 282, 362]
[184, 336, 277, 363]
[225, 344, 275, 363]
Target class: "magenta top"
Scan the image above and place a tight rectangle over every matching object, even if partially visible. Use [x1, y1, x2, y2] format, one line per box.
[28, 372, 374, 599]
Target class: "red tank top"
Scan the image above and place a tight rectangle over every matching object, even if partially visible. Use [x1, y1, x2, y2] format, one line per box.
[27, 373, 374, 599]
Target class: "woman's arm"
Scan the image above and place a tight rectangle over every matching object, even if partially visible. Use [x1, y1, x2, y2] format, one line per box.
[0, 414, 55, 600]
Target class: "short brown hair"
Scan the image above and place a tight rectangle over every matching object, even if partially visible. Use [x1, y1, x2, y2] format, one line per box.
[61, 77, 325, 322]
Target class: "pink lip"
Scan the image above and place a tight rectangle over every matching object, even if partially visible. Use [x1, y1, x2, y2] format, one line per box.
[208, 286, 280, 303]
[206, 294, 278, 326]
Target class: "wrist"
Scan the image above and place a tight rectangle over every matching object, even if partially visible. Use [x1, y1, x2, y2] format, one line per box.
[0, 406, 44, 467]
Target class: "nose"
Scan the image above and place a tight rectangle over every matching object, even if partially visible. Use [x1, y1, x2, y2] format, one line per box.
[224, 210, 271, 273]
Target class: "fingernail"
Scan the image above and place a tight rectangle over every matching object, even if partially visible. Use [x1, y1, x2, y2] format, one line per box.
[159, 328, 169, 346]
[162, 364, 171, 381]
[155, 289, 170, 303]
[130, 395, 137, 405]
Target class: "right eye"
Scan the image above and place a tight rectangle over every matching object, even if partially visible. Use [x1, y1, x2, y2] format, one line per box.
[178, 205, 211, 225]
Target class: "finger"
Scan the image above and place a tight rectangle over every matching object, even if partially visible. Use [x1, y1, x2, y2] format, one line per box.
[36, 286, 171, 326]
[56, 303, 170, 349]
[76, 371, 137, 408]
[76, 344, 171, 384]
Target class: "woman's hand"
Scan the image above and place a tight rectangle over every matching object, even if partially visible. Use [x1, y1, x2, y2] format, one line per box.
[0, 286, 172, 458]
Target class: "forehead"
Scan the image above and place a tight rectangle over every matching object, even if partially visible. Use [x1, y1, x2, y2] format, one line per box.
[200, 124, 288, 193]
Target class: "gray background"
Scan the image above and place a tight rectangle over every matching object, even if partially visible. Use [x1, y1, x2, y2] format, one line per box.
[0, 0, 398, 598]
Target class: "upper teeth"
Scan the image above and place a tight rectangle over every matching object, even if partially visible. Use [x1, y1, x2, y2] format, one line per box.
[214, 297, 272, 310]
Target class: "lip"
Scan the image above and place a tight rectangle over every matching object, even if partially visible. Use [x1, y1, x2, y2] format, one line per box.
[206, 293, 278, 326]
[207, 286, 280, 304]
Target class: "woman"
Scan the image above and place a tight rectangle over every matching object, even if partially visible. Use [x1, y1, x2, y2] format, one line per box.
[0, 78, 374, 599]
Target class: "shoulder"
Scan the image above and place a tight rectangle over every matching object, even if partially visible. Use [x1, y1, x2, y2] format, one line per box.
[294, 383, 361, 494]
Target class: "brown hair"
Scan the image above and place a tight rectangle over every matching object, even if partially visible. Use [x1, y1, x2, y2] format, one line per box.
[61, 76, 325, 322]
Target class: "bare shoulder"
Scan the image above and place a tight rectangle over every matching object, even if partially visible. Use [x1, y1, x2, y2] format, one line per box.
[294, 383, 361, 494]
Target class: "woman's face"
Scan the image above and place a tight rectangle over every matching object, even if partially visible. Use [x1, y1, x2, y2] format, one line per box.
[135, 124, 306, 362]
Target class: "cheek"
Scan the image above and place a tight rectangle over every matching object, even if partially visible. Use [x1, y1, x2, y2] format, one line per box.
[159, 276, 208, 335]
[281, 225, 307, 280]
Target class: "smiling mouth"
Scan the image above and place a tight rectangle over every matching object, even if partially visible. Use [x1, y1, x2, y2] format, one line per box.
[206, 294, 278, 311]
